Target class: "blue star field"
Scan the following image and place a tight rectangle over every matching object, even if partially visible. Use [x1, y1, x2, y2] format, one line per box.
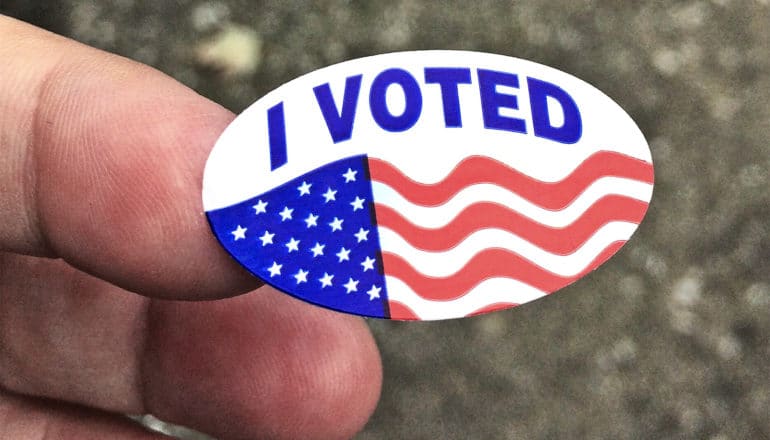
[206, 155, 390, 318]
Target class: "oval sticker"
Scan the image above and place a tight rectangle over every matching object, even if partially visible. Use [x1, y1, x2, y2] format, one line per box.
[203, 51, 654, 321]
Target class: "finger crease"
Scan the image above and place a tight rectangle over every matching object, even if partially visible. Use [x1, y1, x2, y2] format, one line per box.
[137, 298, 154, 416]
[25, 51, 69, 256]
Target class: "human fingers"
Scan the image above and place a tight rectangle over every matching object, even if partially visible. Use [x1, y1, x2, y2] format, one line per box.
[0, 15, 256, 300]
[0, 253, 382, 440]
[0, 252, 148, 412]
[0, 16, 382, 438]
[0, 389, 166, 440]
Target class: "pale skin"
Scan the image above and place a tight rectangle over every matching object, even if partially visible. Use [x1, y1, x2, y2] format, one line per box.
[0, 15, 382, 440]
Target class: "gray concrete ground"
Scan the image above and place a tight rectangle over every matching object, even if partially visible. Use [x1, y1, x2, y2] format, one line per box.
[2, 1, 769, 439]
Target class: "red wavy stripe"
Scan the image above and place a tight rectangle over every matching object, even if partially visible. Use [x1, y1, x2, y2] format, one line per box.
[388, 301, 420, 321]
[466, 303, 519, 317]
[374, 195, 648, 254]
[368, 151, 654, 209]
[382, 241, 625, 301]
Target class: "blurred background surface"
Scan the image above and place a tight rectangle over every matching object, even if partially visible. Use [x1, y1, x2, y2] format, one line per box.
[2, 1, 769, 439]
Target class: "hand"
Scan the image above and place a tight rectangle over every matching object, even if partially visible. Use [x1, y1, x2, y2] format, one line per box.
[0, 15, 381, 440]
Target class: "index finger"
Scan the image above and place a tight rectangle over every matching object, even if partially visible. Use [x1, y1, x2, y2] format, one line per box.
[0, 15, 257, 299]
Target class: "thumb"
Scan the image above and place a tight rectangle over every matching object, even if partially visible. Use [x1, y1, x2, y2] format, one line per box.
[0, 15, 258, 299]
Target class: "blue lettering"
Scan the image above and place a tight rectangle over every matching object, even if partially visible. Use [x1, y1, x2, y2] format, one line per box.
[267, 102, 287, 170]
[424, 67, 472, 127]
[528, 77, 582, 144]
[313, 74, 363, 143]
[477, 69, 526, 134]
[307, 66, 581, 149]
[369, 68, 423, 132]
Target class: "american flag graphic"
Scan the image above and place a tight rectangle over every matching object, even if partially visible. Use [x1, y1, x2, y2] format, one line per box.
[207, 150, 653, 320]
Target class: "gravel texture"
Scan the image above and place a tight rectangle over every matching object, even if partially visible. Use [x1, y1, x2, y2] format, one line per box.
[2, 1, 769, 439]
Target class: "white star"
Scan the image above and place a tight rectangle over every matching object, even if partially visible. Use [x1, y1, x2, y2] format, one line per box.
[231, 225, 247, 240]
[310, 242, 325, 257]
[343, 277, 359, 294]
[285, 237, 300, 252]
[294, 269, 309, 284]
[304, 213, 319, 228]
[279, 206, 294, 221]
[259, 230, 275, 246]
[322, 187, 337, 203]
[361, 256, 376, 272]
[318, 272, 334, 288]
[350, 196, 365, 211]
[297, 181, 312, 196]
[252, 199, 268, 214]
[329, 217, 344, 232]
[267, 261, 282, 277]
[354, 227, 369, 242]
[343, 168, 357, 182]
[336, 247, 351, 262]
[367, 284, 382, 301]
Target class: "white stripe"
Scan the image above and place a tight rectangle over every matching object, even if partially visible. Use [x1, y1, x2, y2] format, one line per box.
[379, 221, 636, 278]
[371, 177, 652, 228]
[385, 276, 547, 321]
